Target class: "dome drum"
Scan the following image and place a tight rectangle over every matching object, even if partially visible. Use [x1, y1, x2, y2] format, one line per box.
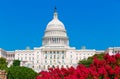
[42, 37, 69, 46]
[44, 31, 67, 37]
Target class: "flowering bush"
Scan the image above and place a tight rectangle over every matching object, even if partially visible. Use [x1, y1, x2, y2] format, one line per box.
[36, 54, 120, 79]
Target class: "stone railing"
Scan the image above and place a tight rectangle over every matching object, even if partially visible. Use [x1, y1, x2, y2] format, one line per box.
[0, 70, 7, 79]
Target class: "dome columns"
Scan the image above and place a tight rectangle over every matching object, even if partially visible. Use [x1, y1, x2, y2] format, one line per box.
[42, 37, 69, 46]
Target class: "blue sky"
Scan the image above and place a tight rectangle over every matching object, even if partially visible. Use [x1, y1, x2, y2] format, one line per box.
[0, 0, 120, 51]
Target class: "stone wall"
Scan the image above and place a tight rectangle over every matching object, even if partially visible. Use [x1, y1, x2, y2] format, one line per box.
[0, 70, 7, 79]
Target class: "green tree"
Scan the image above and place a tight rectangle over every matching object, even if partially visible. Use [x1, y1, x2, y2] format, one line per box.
[78, 53, 105, 67]
[7, 66, 37, 79]
[93, 53, 105, 60]
[0, 57, 7, 70]
[13, 60, 20, 66]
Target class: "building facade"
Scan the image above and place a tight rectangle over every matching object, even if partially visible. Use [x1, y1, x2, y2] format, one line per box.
[0, 9, 104, 72]
[105, 47, 120, 55]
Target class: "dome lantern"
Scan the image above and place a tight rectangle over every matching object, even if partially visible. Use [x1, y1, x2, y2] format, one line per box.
[53, 7, 58, 19]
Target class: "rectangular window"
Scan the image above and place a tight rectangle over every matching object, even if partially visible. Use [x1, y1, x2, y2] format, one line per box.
[49, 55, 51, 59]
[76, 57, 78, 60]
[62, 60, 64, 64]
[45, 51, 47, 54]
[57, 56, 59, 59]
[62, 55, 64, 59]
[57, 51, 59, 54]
[50, 60, 52, 65]
[21, 57, 23, 61]
[29, 57, 31, 61]
[37, 55, 39, 59]
[62, 51, 64, 54]
[25, 57, 27, 60]
[45, 55, 47, 59]
[54, 55, 56, 59]
[45, 60, 47, 64]
[71, 60, 72, 63]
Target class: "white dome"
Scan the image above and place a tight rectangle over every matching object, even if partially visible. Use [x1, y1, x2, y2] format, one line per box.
[42, 9, 69, 46]
[46, 12, 66, 31]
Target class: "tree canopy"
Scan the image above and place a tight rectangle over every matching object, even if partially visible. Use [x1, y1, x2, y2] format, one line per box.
[13, 60, 20, 66]
[0, 57, 7, 70]
[78, 53, 105, 67]
[7, 66, 37, 79]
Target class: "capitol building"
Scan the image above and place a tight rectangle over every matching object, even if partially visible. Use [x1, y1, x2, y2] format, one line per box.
[0, 8, 117, 72]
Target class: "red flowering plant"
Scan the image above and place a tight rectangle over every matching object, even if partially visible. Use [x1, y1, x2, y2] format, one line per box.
[36, 54, 120, 79]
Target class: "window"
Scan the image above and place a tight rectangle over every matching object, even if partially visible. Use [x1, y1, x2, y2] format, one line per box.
[21, 57, 23, 61]
[62, 55, 64, 59]
[50, 55, 52, 59]
[118, 51, 120, 53]
[37, 55, 39, 59]
[39, 65, 41, 69]
[52, 65, 55, 68]
[76, 57, 78, 60]
[57, 56, 59, 59]
[45, 55, 47, 59]
[45, 51, 47, 54]
[37, 61, 39, 63]
[54, 55, 56, 59]
[50, 60, 52, 65]
[66, 65, 68, 68]
[48, 65, 50, 68]
[45, 60, 47, 64]
[62, 51, 64, 54]
[62, 60, 64, 64]
[29, 57, 31, 60]
[44, 65, 45, 69]
[25, 57, 27, 60]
